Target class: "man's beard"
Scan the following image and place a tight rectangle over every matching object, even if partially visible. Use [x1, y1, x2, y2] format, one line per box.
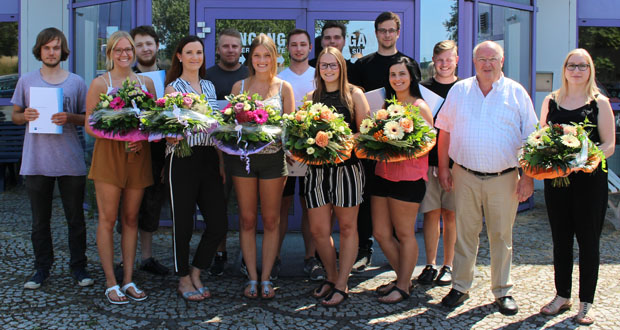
[137, 55, 157, 67]
[42, 59, 61, 68]
[291, 54, 309, 63]
[220, 58, 239, 69]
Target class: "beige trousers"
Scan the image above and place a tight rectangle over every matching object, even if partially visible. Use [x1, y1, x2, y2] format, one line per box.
[451, 164, 519, 298]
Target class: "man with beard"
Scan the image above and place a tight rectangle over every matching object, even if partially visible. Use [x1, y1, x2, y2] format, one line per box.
[275, 29, 326, 281]
[205, 28, 249, 276]
[12, 28, 92, 289]
[309, 21, 353, 79]
[113, 26, 169, 277]
[348, 12, 422, 273]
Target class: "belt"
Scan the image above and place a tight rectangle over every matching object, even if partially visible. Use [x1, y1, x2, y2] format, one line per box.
[459, 165, 516, 177]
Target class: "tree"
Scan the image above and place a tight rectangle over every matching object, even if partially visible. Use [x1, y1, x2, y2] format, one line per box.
[0, 22, 18, 57]
[152, 0, 189, 68]
[443, 2, 458, 42]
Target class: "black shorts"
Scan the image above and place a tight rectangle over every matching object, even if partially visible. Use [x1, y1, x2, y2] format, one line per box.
[283, 176, 306, 197]
[372, 176, 426, 203]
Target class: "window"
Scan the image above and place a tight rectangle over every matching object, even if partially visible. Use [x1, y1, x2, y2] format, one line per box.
[420, 0, 457, 81]
[73, 0, 132, 86]
[477, 3, 532, 91]
[0, 20, 18, 109]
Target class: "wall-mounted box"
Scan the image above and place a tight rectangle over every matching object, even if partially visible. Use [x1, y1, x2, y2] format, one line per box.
[536, 72, 553, 92]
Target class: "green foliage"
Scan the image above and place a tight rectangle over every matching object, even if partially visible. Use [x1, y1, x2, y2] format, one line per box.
[579, 27, 620, 86]
[152, 0, 190, 66]
[0, 22, 18, 57]
[443, 2, 458, 43]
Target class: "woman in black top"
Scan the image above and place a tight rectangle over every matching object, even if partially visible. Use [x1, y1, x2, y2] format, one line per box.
[538, 48, 615, 325]
[305, 47, 369, 306]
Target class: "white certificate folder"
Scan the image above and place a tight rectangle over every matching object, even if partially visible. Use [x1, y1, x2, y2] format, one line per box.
[29, 87, 63, 134]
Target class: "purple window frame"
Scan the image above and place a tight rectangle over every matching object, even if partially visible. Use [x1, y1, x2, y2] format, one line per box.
[0, 1, 20, 106]
[457, 0, 536, 99]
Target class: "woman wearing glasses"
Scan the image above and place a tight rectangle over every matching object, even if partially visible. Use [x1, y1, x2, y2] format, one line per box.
[538, 48, 615, 325]
[307, 47, 369, 307]
[163, 36, 227, 302]
[85, 31, 155, 304]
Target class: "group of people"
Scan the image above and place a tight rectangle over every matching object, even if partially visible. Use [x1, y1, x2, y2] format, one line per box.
[11, 10, 614, 325]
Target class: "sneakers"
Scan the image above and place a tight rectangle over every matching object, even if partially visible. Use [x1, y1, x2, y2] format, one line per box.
[209, 251, 227, 276]
[417, 265, 438, 285]
[270, 257, 281, 280]
[351, 249, 372, 273]
[24, 269, 50, 289]
[72, 268, 95, 287]
[140, 257, 169, 275]
[435, 265, 452, 286]
[303, 257, 326, 281]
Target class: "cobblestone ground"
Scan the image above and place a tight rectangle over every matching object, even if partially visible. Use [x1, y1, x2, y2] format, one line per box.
[2, 186, 620, 330]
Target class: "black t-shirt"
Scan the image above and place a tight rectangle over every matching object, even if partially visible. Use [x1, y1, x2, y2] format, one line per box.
[205, 64, 250, 100]
[349, 51, 421, 92]
[420, 76, 460, 167]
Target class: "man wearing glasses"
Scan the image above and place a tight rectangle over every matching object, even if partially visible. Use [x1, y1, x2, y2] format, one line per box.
[348, 11, 422, 273]
[435, 41, 537, 315]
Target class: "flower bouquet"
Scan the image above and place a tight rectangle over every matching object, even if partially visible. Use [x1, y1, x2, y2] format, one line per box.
[355, 97, 436, 162]
[140, 92, 218, 157]
[89, 78, 155, 142]
[519, 120, 605, 187]
[283, 100, 354, 165]
[211, 92, 283, 171]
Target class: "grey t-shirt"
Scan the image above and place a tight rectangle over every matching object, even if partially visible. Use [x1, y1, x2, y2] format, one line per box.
[205, 64, 249, 100]
[11, 70, 88, 176]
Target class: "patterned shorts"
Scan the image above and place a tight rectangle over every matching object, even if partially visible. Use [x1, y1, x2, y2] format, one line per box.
[304, 161, 365, 208]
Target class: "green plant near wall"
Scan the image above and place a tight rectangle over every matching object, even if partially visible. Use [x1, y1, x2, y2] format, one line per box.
[152, 0, 190, 69]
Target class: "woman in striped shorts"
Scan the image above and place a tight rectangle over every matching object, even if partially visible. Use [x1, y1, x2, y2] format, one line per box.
[306, 47, 369, 307]
[164, 36, 227, 301]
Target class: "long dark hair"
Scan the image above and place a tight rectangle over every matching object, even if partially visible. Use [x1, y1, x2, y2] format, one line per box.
[165, 36, 206, 86]
[385, 56, 423, 101]
[313, 47, 354, 118]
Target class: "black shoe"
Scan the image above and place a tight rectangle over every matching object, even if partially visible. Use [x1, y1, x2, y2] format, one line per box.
[140, 257, 169, 275]
[441, 288, 469, 308]
[304, 257, 326, 281]
[351, 249, 372, 273]
[209, 252, 227, 276]
[417, 265, 438, 285]
[270, 257, 281, 281]
[72, 268, 94, 287]
[435, 266, 452, 286]
[496, 296, 519, 315]
[24, 269, 50, 289]
[114, 262, 124, 282]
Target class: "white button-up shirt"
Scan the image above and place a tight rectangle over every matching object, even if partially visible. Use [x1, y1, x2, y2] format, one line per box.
[435, 75, 538, 173]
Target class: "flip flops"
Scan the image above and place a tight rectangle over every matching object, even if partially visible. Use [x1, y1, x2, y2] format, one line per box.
[378, 286, 410, 304]
[244, 280, 258, 299]
[178, 289, 204, 302]
[321, 288, 348, 307]
[312, 280, 335, 298]
[121, 282, 148, 301]
[376, 280, 397, 296]
[261, 281, 275, 300]
[105, 285, 129, 305]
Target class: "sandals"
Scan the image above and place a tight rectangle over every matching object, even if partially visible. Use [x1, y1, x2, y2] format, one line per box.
[378, 286, 410, 304]
[540, 296, 571, 315]
[321, 288, 348, 307]
[105, 285, 129, 305]
[376, 280, 397, 296]
[312, 281, 335, 298]
[575, 302, 594, 325]
[121, 282, 148, 301]
[243, 280, 258, 299]
[197, 286, 211, 298]
[261, 281, 275, 300]
[178, 289, 204, 302]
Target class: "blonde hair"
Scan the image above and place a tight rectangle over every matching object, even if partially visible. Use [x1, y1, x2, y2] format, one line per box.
[433, 40, 458, 57]
[553, 48, 599, 104]
[313, 47, 355, 118]
[105, 31, 135, 71]
[247, 33, 278, 80]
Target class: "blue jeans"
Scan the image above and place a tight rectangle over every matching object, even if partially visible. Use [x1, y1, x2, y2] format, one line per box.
[25, 175, 87, 271]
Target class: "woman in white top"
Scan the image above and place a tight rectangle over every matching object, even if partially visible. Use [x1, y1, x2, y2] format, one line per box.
[228, 33, 294, 299]
[85, 31, 155, 305]
[164, 36, 227, 302]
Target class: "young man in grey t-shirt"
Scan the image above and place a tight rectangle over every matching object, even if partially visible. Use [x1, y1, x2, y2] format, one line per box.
[11, 28, 92, 289]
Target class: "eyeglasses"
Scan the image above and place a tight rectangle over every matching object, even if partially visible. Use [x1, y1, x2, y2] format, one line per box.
[566, 63, 590, 71]
[319, 62, 339, 70]
[377, 28, 398, 35]
[476, 57, 500, 64]
[113, 48, 134, 55]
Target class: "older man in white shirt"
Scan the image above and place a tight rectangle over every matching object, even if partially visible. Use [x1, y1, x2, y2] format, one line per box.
[435, 40, 537, 315]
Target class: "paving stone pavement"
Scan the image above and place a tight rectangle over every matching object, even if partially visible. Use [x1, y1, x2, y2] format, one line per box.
[2, 186, 620, 329]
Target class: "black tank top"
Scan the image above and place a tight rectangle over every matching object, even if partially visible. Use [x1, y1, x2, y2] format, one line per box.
[547, 97, 601, 143]
[319, 90, 357, 133]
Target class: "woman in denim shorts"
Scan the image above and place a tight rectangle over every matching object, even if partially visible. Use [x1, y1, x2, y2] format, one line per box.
[226, 33, 294, 299]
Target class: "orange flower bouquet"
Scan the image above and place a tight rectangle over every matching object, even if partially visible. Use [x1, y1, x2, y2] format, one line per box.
[355, 97, 436, 162]
[283, 100, 354, 165]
